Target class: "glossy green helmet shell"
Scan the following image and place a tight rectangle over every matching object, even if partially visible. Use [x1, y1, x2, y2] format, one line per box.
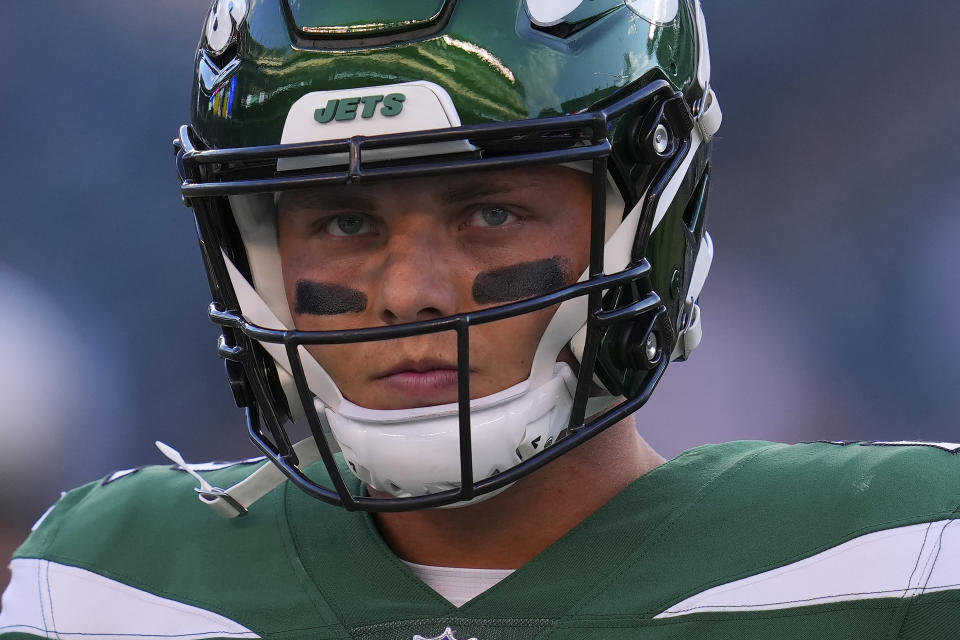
[193, 0, 704, 148]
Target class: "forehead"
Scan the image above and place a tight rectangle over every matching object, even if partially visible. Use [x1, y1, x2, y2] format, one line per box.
[275, 164, 590, 213]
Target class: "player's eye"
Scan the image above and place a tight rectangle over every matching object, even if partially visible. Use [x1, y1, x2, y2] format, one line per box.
[466, 206, 519, 228]
[324, 214, 376, 237]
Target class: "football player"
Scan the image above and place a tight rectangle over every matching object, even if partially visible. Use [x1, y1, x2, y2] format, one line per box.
[1, 1, 957, 638]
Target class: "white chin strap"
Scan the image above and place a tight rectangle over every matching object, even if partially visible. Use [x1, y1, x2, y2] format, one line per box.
[156, 438, 320, 518]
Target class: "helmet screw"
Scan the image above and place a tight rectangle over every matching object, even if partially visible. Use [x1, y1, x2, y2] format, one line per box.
[670, 268, 682, 299]
[645, 332, 660, 364]
[653, 124, 670, 154]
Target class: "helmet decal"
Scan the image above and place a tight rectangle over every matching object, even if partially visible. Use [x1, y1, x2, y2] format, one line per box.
[313, 94, 406, 124]
[207, 76, 238, 119]
[277, 81, 469, 172]
[205, 0, 248, 55]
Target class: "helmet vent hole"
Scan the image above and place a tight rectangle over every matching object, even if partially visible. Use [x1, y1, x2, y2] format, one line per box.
[528, 8, 615, 39]
[682, 170, 711, 234]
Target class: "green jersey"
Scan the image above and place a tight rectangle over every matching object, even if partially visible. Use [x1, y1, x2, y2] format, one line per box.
[2, 440, 958, 639]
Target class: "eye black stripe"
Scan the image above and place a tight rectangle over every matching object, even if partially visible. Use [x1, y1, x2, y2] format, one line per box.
[472, 256, 570, 304]
[295, 280, 367, 315]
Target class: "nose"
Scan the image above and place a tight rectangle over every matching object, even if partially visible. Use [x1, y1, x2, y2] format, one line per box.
[373, 222, 459, 325]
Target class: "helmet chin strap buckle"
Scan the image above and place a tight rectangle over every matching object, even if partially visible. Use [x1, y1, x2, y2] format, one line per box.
[155, 438, 323, 518]
[195, 487, 249, 517]
[672, 300, 702, 362]
[694, 88, 722, 142]
[155, 441, 246, 516]
[671, 231, 712, 362]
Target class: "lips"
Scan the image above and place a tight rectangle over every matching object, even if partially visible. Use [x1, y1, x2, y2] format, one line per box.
[376, 358, 458, 378]
[373, 359, 464, 402]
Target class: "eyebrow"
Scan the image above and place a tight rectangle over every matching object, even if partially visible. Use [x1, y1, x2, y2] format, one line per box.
[278, 175, 534, 213]
[436, 178, 532, 205]
[278, 188, 380, 213]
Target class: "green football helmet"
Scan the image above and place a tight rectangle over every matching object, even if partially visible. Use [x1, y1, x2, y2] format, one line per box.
[174, 0, 721, 512]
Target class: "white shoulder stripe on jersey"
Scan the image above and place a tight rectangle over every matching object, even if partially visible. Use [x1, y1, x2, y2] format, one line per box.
[655, 519, 960, 618]
[866, 441, 960, 453]
[0, 558, 259, 639]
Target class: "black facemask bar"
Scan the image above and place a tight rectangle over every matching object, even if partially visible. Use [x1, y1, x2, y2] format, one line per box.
[177, 79, 692, 511]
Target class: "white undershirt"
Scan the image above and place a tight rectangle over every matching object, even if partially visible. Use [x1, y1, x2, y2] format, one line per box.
[401, 560, 515, 607]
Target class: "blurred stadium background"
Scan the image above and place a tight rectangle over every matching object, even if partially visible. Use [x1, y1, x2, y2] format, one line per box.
[1, 1, 958, 593]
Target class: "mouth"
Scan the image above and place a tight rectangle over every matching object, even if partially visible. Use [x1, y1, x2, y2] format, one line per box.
[373, 359, 465, 402]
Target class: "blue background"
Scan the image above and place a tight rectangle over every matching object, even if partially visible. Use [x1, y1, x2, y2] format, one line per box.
[1, 1, 958, 592]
